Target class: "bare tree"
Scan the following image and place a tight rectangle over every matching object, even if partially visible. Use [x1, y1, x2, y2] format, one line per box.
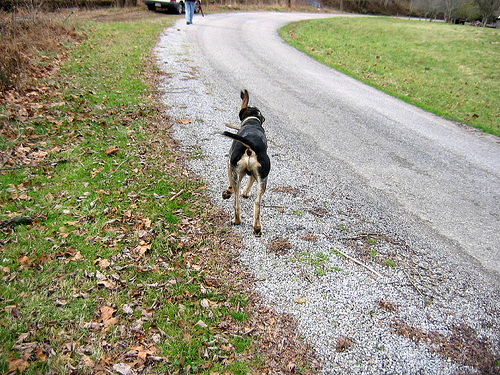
[474, 0, 499, 24]
[442, 0, 465, 21]
[415, 0, 442, 19]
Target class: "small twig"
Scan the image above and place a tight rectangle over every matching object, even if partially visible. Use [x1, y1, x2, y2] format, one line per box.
[63, 10, 74, 23]
[243, 327, 255, 336]
[169, 189, 185, 202]
[402, 269, 424, 297]
[342, 232, 407, 247]
[334, 248, 383, 278]
[111, 158, 130, 174]
[342, 233, 381, 241]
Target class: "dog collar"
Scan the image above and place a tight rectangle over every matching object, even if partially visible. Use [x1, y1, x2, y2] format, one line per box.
[241, 116, 262, 126]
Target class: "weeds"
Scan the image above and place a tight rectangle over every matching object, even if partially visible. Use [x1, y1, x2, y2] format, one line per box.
[295, 250, 333, 276]
[0, 10, 80, 92]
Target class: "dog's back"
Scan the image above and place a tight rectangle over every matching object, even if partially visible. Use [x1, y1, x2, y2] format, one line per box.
[226, 119, 270, 179]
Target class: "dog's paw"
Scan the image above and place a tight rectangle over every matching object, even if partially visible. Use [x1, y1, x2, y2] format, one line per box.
[253, 226, 262, 237]
[222, 190, 232, 199]
[231, 218, 241, 225]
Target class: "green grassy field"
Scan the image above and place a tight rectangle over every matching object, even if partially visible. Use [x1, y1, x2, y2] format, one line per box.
[280, 17, 500, 136]
[0, 11, 268, 374]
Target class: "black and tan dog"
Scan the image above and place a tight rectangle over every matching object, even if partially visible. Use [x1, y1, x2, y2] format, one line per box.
[222, 90, 270, 237]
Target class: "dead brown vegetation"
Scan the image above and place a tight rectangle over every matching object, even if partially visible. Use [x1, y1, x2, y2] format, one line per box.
[391, 319, 500, 374]
[0, 10, 80, 93]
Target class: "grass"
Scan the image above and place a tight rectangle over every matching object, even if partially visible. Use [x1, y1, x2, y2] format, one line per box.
[295, 250, 334, 276]
[279, 17, 500, 136]
[0, 10, 270, 374]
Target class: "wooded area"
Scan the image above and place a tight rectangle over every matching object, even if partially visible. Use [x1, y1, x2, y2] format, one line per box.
[0, 0, 499, 24]
[319, 0, 499, 24]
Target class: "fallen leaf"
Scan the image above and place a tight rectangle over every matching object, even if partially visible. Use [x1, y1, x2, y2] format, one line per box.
[122, 304, 133, 315]
[137, 230, 148, 239]
[18, 256, 30, 265]
[135, 241, 151, 257]
[113, 363, 132, 375]
[64, 341, 79, 352]
[94, 258, 110, 269]
[294, 297, 306, 304]
[81, 354, 95, 367]
[200, 299, 210, 309]
[7, 184, 18, 199]
[100, 306, 119, 330]
[15, 333, 30, 344]
[131, 319, 144, 333]
[7, 357, 29, 373]
[177, 118, 191, 125]
[67, 251, 83, 262]
[133, 344, 157, 361]
[5, 305, 19, 318]
[83, 322, 103, 330]
[195, 320, 208, 329]
[36, 348, 47, 362]
[100, 306, 115, 320]
[91, 168, 103, 178]
[105, 146, 119, 155]
[97, 278, 116, 290]
[95, 270, 106, 281]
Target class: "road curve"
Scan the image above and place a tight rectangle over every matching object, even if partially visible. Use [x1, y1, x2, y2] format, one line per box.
[189, 12, 500, 275]
[156, 12, 500, 374]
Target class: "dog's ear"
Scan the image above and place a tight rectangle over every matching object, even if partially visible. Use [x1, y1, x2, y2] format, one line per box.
[240, 90, 249, 111]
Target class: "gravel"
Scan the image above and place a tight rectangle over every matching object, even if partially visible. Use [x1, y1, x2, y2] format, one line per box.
[155, 17, 500, 374]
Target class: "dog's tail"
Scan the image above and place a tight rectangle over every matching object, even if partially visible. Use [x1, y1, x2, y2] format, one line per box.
[221, 131, 258, 155]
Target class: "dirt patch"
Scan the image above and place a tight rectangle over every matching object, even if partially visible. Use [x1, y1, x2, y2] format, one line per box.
[267, 237, 294, 255]
[391, 319, 500, 374]
[272, 186, 302, 197]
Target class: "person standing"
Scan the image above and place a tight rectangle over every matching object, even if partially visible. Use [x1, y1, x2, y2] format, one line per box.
[185, 0, 196, 24]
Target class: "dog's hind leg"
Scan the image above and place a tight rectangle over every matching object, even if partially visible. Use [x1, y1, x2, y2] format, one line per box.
[232, 174, 243, 225]
[222, 163, 234, 200]
[252, 178, 267, 236]
[242, 175, 255, 198]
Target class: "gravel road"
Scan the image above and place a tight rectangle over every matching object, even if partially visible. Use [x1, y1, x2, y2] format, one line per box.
[155, 13, 500, 374]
